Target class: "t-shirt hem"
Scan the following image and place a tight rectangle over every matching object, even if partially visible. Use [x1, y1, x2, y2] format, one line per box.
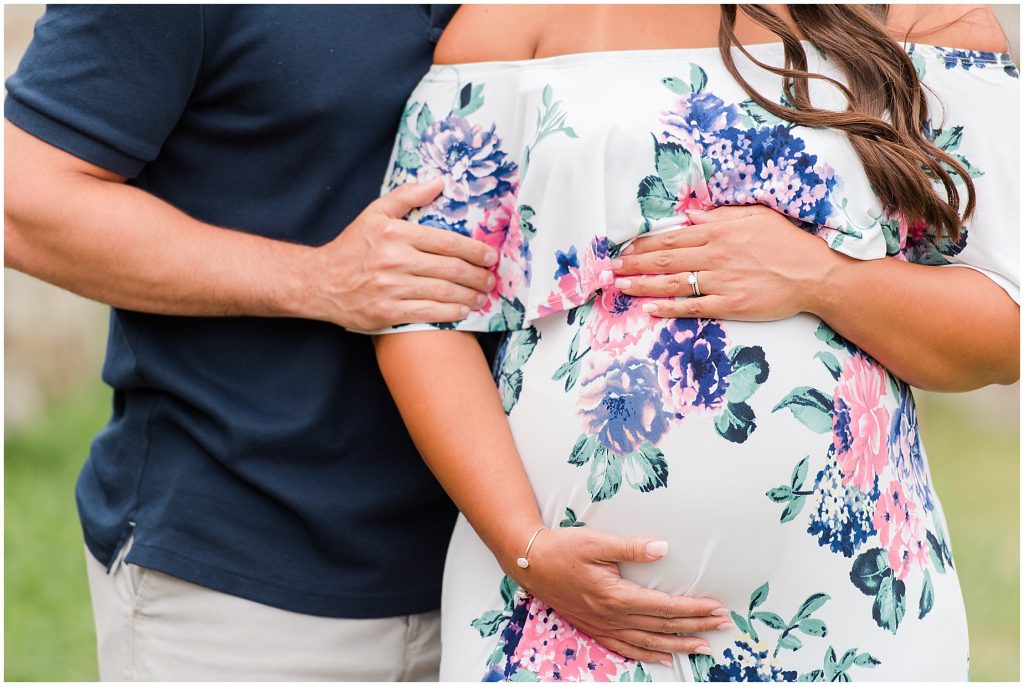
[123, 541, 443, 619]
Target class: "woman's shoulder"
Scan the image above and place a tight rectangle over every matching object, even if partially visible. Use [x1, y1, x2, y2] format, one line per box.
[434, 5, 543, 65]
[886, 4, 1010, 52]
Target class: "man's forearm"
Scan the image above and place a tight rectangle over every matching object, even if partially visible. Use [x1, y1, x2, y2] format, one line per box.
[5, 151, 312, 319]
[811, 254, 1020, 392]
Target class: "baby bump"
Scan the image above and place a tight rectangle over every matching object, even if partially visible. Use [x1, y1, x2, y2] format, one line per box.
[495, 292, 947, 608]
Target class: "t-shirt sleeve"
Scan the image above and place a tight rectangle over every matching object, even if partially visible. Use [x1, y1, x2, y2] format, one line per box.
[904, 49, 1021, 305]
[4, 5, 204, 178]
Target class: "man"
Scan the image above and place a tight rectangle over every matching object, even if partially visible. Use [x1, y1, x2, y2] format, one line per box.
[6, 6, 716, 680]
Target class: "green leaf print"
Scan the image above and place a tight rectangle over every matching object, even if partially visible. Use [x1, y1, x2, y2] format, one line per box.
[689, 653, 714, 682]
[750, 582, 770, 610]
[777, 633, 803, 652]
[714, 400, 757, 443]
[739, 98, 788, 127]
[813, 351, 842, 381]
[498, 369, 524, 415]
[396, 148, 421, 171]
[931, 125, 964, 152]
[587, 446, 623, 502]
[456, 82, 485, 117]
[794, 593, 830, 621]
[731, 611, 756, 642]
[416, 103, 434, 135]
[654, 139, 694, 193]
[767, 485, 795, 503]
[919, 568, 935, 619]
[689, 63, 708, 93]
[725, 345, 770, 404]
[852, 652, 881, 668]
[790, 456, 810, 490]
[926, 530, 947, 573]
[849, 547, 891, 595]
[911, 50, 927, 79]
[813, 321, 847, 350]
[559, 507, 587, 528]
[823, 647, 838, 680]
[772, 387, 834, 433]
[872, 575, 907, 634]
[470, 610, 509, 638]
[508, 669, 541, 682]
[637, 175, 677, 222]
[753, 611, 788, 630]
[660, 76, 689, 95]
[622, 442, 669, 493]
[499, 575, 519, 605]
[569, 434, 596, 466]
[518, 205, 537, 239]
[497, 327, 540, 415]
[798, 618, 828, 637]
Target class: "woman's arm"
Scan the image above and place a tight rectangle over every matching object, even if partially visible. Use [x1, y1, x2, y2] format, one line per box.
[374, 331, 728, 663]
[612, 206, 1018, 391]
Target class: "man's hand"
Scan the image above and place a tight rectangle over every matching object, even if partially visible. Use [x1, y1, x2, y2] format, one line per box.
[508, 527, 730, 665]
[5, 123, 497, 330]
[304, 178, 499, 331]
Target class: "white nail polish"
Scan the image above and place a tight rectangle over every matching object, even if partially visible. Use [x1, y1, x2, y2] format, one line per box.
[615, 278, 632, 289]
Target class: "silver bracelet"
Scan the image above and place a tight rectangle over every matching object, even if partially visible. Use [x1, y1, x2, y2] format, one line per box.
[516, 526, 547, 569]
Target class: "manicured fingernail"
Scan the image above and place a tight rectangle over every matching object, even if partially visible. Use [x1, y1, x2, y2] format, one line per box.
[610, 258, 623, 269]
[615, 278, 632, 289]
[476, 294, 488, 308]
[693, 646, 713, 655]
[459, 306, 470, 318]
[622, 244, 636, 256]
[483, 251, 498, 266]
[599, 269, 614, 285]
[711, 608, 731, 617]
[642, 303, 659, 314]
[486, 275, 496, 290]
[717, 622, 734, 631]
[645, 540, 669, 557]
[659, 659, 673, 667]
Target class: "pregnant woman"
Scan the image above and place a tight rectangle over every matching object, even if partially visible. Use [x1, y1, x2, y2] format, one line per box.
[372, 4, 1018, 681]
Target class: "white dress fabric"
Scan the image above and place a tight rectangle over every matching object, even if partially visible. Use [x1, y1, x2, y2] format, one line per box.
[375, 41, 1019, 682]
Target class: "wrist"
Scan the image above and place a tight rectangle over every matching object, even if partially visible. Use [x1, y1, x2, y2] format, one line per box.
[271, 242, 325, 321]
[802, 243, 850, 320]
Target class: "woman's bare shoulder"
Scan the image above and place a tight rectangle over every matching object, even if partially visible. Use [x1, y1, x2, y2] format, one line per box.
[887, 4, 1010, 52]
[434, 5, 546, 65]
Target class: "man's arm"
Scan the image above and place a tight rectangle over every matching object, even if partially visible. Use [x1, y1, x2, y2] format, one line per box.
[5, 122, 497, 331]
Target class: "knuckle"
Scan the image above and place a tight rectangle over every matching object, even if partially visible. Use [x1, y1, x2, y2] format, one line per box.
[653, 253, 672, 270]
[665, 275, 682, 293]
[660, 232, 678, 248]
[379, 220, 404, 241]
[686, 299, 704, 318]
[640, 635, 661, 651]
[433, 282, 455, 300]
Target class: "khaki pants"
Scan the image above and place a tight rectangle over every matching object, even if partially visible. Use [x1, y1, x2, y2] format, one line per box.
[84, 542, 441, 681]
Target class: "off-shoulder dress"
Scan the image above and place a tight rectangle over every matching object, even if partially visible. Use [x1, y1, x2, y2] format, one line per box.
[374, 42, 1019, 682]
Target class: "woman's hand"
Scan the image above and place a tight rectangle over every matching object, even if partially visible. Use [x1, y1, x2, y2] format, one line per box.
[508, 527, 729, 665]
[612, 205, 839, 320]
[611, 204, 1018, 390]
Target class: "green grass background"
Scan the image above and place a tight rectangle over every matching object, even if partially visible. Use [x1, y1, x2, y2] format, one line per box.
[4, 381, 1019, 681]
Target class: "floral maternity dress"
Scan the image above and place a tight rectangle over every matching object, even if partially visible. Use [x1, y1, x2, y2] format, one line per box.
[375, 42, 1019, 681]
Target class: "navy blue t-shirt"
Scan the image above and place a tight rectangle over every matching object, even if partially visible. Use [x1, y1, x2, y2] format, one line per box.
[5, 4, 463, 618]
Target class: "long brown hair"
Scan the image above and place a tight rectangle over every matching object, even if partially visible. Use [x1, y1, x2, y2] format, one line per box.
[718, 4, 975, 240]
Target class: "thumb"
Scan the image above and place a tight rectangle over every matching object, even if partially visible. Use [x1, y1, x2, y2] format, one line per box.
[592, 531, 669, 563]
[685, 204, 759, 224]
[375, 177, 445, 219]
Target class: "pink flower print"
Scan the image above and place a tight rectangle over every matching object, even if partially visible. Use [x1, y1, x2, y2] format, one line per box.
[873, 480, 928, 579]
[833, 354, 891, 492]
[511, 597, 634, 681]
[586, 285, 655, 353]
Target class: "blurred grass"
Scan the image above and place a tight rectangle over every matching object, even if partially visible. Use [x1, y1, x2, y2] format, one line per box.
[3, 382, 1019, 681]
